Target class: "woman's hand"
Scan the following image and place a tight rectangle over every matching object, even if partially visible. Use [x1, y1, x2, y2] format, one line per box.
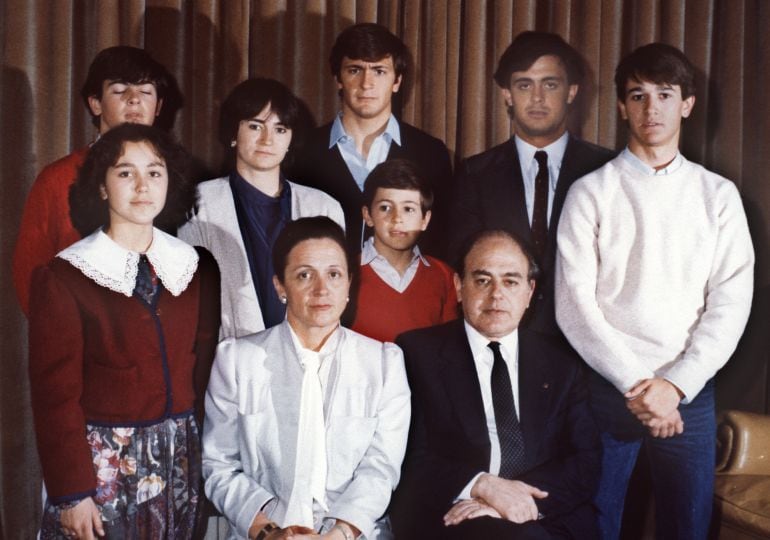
[60, 497, 104, 539]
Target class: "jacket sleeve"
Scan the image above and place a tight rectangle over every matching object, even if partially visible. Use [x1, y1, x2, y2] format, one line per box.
[28, 265, 97, 503]
[326, 343, 411, 539]
[202, 338, 276, 538]
[192, 248, 221, 425]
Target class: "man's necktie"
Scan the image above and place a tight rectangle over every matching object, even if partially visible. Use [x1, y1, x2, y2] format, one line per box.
[531, 150, 549, 259]
[488, 341, 526, 479]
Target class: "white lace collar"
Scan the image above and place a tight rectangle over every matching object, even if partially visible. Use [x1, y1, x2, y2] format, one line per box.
[58, 228, 199, 297]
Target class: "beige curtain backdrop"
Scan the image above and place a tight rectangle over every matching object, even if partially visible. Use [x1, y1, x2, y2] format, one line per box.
[2, 1, 768, 537]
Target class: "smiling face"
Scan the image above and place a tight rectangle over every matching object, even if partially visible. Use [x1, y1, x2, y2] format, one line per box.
[273, 238, 351, 343]
[100, 140, 168, 231]
[337, 55, 402, 122]
[234, 103, 293, 179]
[88, 80, 162, 134]
[363, 187, 431, 256]
[455, 235, 535, 339]
[501, 54, 578, 147]
[618, 78, 694, 156]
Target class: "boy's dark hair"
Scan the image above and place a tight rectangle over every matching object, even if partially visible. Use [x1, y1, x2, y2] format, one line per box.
[494, 31, 585, 88]
[362, 158, 434, 214]
[329, 23, 408, 80]
[455, 229, 540, 282]
[69, 124, 194, 236]
[615, 42, 696, 100]
[219, 78, 305, 167]
[272, 216, 352, 283]
[80, 46, 173, 128]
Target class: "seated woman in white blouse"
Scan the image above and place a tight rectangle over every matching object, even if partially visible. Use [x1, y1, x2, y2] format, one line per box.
[202, 216, 410, 540]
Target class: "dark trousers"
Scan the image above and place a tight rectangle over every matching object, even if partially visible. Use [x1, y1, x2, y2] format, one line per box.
[589, 374, 716, 540]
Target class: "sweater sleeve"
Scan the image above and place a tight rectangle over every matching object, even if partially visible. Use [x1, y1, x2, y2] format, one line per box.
[28, 264, 97, 503]
[660, 182, 754, 401]
[13, 158, 80, 316]
[555, 179, 656, 393]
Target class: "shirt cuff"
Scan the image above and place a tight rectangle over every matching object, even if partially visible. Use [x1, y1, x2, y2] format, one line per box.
[454, 471, 486, 502]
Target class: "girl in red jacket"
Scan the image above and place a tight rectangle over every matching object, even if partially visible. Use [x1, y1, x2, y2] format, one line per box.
[28, 124, 220, 539]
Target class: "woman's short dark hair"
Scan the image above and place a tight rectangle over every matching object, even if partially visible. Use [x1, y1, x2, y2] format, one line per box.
[272, 217, 351, 283]
[219, 78, 305, 166]
[494, 31, 585, 88]
[329, 23, 408, 80]
[69, 124, 194, 236]
[362, 158, 434, 214]
[615, 43, 696, 100]
[80, 46, 173, 128]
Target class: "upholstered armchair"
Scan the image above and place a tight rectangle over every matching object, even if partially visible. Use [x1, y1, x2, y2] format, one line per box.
[713, 410, 770, 538]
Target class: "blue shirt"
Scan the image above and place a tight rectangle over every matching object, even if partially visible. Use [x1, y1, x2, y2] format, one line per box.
[329, 113, 402, 191]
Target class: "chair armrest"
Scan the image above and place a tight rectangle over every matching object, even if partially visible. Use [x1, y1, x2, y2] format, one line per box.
[716, 410, 770, 475]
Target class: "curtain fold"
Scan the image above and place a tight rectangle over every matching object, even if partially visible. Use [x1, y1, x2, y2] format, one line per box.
[2, 1, 769, 537]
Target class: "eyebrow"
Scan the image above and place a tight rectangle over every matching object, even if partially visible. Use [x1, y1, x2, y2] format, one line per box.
[246, 117, 288, 127]
[112, 160, 166, 168]
[627, 83, 675, 93]
[375, 197, 421, 206]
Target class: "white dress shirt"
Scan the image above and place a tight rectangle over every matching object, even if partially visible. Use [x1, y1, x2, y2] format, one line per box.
[457, 321, 520, 500]
[515, 132, 569, 226]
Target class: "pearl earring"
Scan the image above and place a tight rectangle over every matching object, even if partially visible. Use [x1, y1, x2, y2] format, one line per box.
[230, 140, 236, 148]
[280, 296, 287, 304]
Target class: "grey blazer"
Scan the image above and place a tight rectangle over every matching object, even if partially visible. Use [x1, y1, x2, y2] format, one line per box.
[178, 177, 345, 339]
[202, 321, 411, 539]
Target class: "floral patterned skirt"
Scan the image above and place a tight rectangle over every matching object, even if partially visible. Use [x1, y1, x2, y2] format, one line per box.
[41, 414, 202, 539]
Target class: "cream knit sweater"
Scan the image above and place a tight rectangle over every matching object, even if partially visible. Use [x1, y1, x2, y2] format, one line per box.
[555, 153, 754, 402]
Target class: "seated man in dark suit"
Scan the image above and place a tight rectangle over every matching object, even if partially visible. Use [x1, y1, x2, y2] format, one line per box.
[289, 23, 452, 257]
[391, 230, 601, 539]
[450, 32, 614, 337]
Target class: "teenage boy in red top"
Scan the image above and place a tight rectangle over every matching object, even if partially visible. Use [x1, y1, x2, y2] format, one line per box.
[350, 159, 457, 342]
[13, 46, 174, 315]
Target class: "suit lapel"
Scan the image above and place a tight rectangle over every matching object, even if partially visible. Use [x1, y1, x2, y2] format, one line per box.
[487, 140, 532, 243]
[439, 323, 489, 447]
[324, 141, 360, 197]
[550, 135, 580, 232]
[517, 330, 554, 466]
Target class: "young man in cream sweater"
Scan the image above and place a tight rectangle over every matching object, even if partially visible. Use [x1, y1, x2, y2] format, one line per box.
[555, 43, 754, 539]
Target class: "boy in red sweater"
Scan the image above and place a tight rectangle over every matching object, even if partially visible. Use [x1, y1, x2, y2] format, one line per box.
[350, 159, 458, 342]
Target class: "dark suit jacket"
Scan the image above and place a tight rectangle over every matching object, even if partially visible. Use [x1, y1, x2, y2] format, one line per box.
[390, 320, 601, 539]
[450, 136, 614, 336]
[289, 119, 453, 257]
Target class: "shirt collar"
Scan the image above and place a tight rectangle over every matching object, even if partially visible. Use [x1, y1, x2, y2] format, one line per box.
[360, 236, 429, 266]
[57, 228, 199, 297]
[463, 319, 519, 362]
[287, 321, 342, 367]
[329, 113, 402, 149]
[620, 147, 684, 176]
[514, 132, 569, 189]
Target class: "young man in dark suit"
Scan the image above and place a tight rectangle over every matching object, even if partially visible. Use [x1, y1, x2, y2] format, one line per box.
[450, 32, 614, 337]
[289, 23, 452, 257]
[391, 230, 601, 539]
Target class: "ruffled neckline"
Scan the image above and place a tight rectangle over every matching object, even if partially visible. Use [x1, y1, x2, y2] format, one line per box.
[57, 228, 199, 297]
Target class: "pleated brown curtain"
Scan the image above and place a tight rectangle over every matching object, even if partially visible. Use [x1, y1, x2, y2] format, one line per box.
[2, 1, 769, 537]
